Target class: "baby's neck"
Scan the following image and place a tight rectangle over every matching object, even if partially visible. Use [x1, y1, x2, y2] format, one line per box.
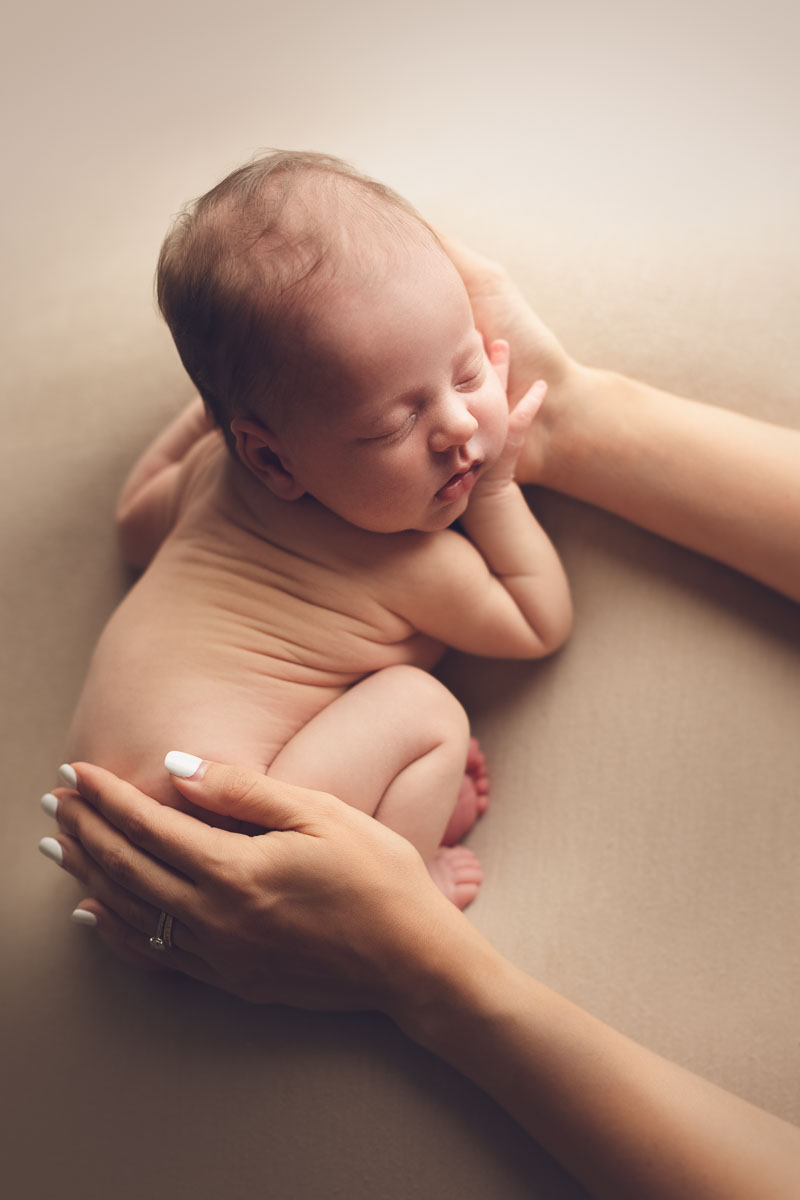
[221, 452, 332, 540]
[222, 454, 277, 527]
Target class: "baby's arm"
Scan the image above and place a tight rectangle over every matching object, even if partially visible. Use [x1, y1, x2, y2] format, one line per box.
[385, 343, 572, 659]
[116, 396, 215, 568]
[457, 341, 572, 655]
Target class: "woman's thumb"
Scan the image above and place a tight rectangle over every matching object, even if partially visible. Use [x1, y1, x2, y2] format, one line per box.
[164, 751, 335, 831]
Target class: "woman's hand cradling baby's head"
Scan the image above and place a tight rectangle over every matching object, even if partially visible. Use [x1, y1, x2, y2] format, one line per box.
[440, 232, 585, 487]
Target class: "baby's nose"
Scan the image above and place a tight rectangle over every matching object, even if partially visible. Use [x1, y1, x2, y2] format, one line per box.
[429, 400, 479, 454]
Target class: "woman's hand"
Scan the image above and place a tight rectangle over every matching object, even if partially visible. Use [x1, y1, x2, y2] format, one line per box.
[40, 757, 800, 1200]
[43, 756, 466, 1013]
[440, 232, 591, 487]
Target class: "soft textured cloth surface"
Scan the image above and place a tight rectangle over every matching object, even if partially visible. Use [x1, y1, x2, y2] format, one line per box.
[3, 3, 798, 1197]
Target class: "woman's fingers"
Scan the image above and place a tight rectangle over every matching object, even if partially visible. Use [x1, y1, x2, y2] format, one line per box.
[70, 898, 219, 987]
[41, 799, 234, 991]
[41, 824, 218, 982]
[70, 901, 171, 973]
[41, 824, 183, 944]
[65, 755, 344, 845]
[47, 791, 199, 942]
[164, 754, 345, 833]
[63, 761, 222, 880]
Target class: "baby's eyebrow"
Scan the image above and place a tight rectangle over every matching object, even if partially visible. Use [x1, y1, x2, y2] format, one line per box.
[381, 385, 425, 410]
[459, 330, 486, 361]
[454, 338, 486, 375]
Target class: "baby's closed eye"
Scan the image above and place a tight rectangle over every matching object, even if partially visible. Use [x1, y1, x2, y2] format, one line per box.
[455, 357, 487, 391]
[377, 413, 417, 444]
[360, 411, 418, 446]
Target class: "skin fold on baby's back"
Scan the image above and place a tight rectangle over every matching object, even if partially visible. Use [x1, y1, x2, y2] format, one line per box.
[65, 435, 443, 807]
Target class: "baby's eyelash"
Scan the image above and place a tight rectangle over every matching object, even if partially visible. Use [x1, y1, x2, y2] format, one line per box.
[456, 361, 486, 391]
[380, 413, 417, 444]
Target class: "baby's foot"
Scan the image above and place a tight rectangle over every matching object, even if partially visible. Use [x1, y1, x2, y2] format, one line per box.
[441, 737, 490, 846]
[427, 845, 483, 910]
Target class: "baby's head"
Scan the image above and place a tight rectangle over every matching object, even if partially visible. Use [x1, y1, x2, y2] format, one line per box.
[157, 150, 508, 531]
[157, 151, 435, 445]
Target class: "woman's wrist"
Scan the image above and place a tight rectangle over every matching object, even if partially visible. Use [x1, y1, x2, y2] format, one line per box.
[518, 362, 627, 492]
[387, 908, 520, 1056]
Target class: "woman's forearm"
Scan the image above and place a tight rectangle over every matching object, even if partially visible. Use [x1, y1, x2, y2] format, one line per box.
[526, 365, 800, 602]
[445, 233, 799, 599]
[398, 937, 800, 1200]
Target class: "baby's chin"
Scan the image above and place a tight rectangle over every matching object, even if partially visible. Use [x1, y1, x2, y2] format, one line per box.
[326, 494, 470, 535]
[412, 498, 471, 533]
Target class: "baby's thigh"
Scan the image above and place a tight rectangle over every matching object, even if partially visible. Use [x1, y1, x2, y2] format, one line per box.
[267, 665, 469, 814]
[90, 708, 279, 830]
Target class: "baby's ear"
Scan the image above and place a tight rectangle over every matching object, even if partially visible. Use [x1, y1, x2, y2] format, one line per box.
[230, 418, 305, 501]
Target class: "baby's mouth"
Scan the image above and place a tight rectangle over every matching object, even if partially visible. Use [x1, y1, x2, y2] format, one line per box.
[435, 461, 482, 503]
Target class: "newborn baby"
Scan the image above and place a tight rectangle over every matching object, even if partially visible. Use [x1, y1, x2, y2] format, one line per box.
[65, 151, 572, 908]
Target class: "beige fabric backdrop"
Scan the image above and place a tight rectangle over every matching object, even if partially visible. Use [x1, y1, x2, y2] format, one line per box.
[2, 2, 798, 1197]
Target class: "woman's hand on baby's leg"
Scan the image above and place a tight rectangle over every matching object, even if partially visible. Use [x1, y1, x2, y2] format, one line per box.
[40, 758, 464, 1015]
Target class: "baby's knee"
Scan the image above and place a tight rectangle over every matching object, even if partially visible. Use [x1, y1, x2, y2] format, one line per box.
[383, 665, 469, 747]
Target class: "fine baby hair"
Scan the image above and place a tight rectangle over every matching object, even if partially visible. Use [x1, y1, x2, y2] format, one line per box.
[155, 150, 438, 449]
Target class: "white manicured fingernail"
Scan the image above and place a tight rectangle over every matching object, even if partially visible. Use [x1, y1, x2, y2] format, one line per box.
[164, 750, 204, 778]
[40, 793, 59, 818]
[39, 837, 64, 865]
[58, 764, 78, 788]
[71, 908, 98, 927]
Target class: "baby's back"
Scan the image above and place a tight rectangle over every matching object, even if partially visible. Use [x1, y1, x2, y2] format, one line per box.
[65, 435, 442, 809]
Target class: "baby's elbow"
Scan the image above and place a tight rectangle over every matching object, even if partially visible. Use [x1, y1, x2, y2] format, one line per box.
[532, 593, 574, 660]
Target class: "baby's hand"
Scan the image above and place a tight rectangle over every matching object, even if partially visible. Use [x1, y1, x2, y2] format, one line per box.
[475, 341, 546, 496]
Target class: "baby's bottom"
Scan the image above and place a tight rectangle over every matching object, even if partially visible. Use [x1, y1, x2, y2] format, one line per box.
[267, 666, 486, 909]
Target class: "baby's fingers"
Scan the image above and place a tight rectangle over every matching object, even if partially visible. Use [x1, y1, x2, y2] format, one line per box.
[489, 339, 510, 391]
[508, 380, 547, 436]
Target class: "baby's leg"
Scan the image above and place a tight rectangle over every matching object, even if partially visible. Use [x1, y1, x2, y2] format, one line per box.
[268, 665, 484, 908]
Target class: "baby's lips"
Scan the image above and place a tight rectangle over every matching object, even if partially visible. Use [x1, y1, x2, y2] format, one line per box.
[435, 462, 481, 502]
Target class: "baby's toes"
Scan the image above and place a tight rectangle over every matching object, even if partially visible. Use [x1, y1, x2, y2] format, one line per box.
[428, 845, 483, 910]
